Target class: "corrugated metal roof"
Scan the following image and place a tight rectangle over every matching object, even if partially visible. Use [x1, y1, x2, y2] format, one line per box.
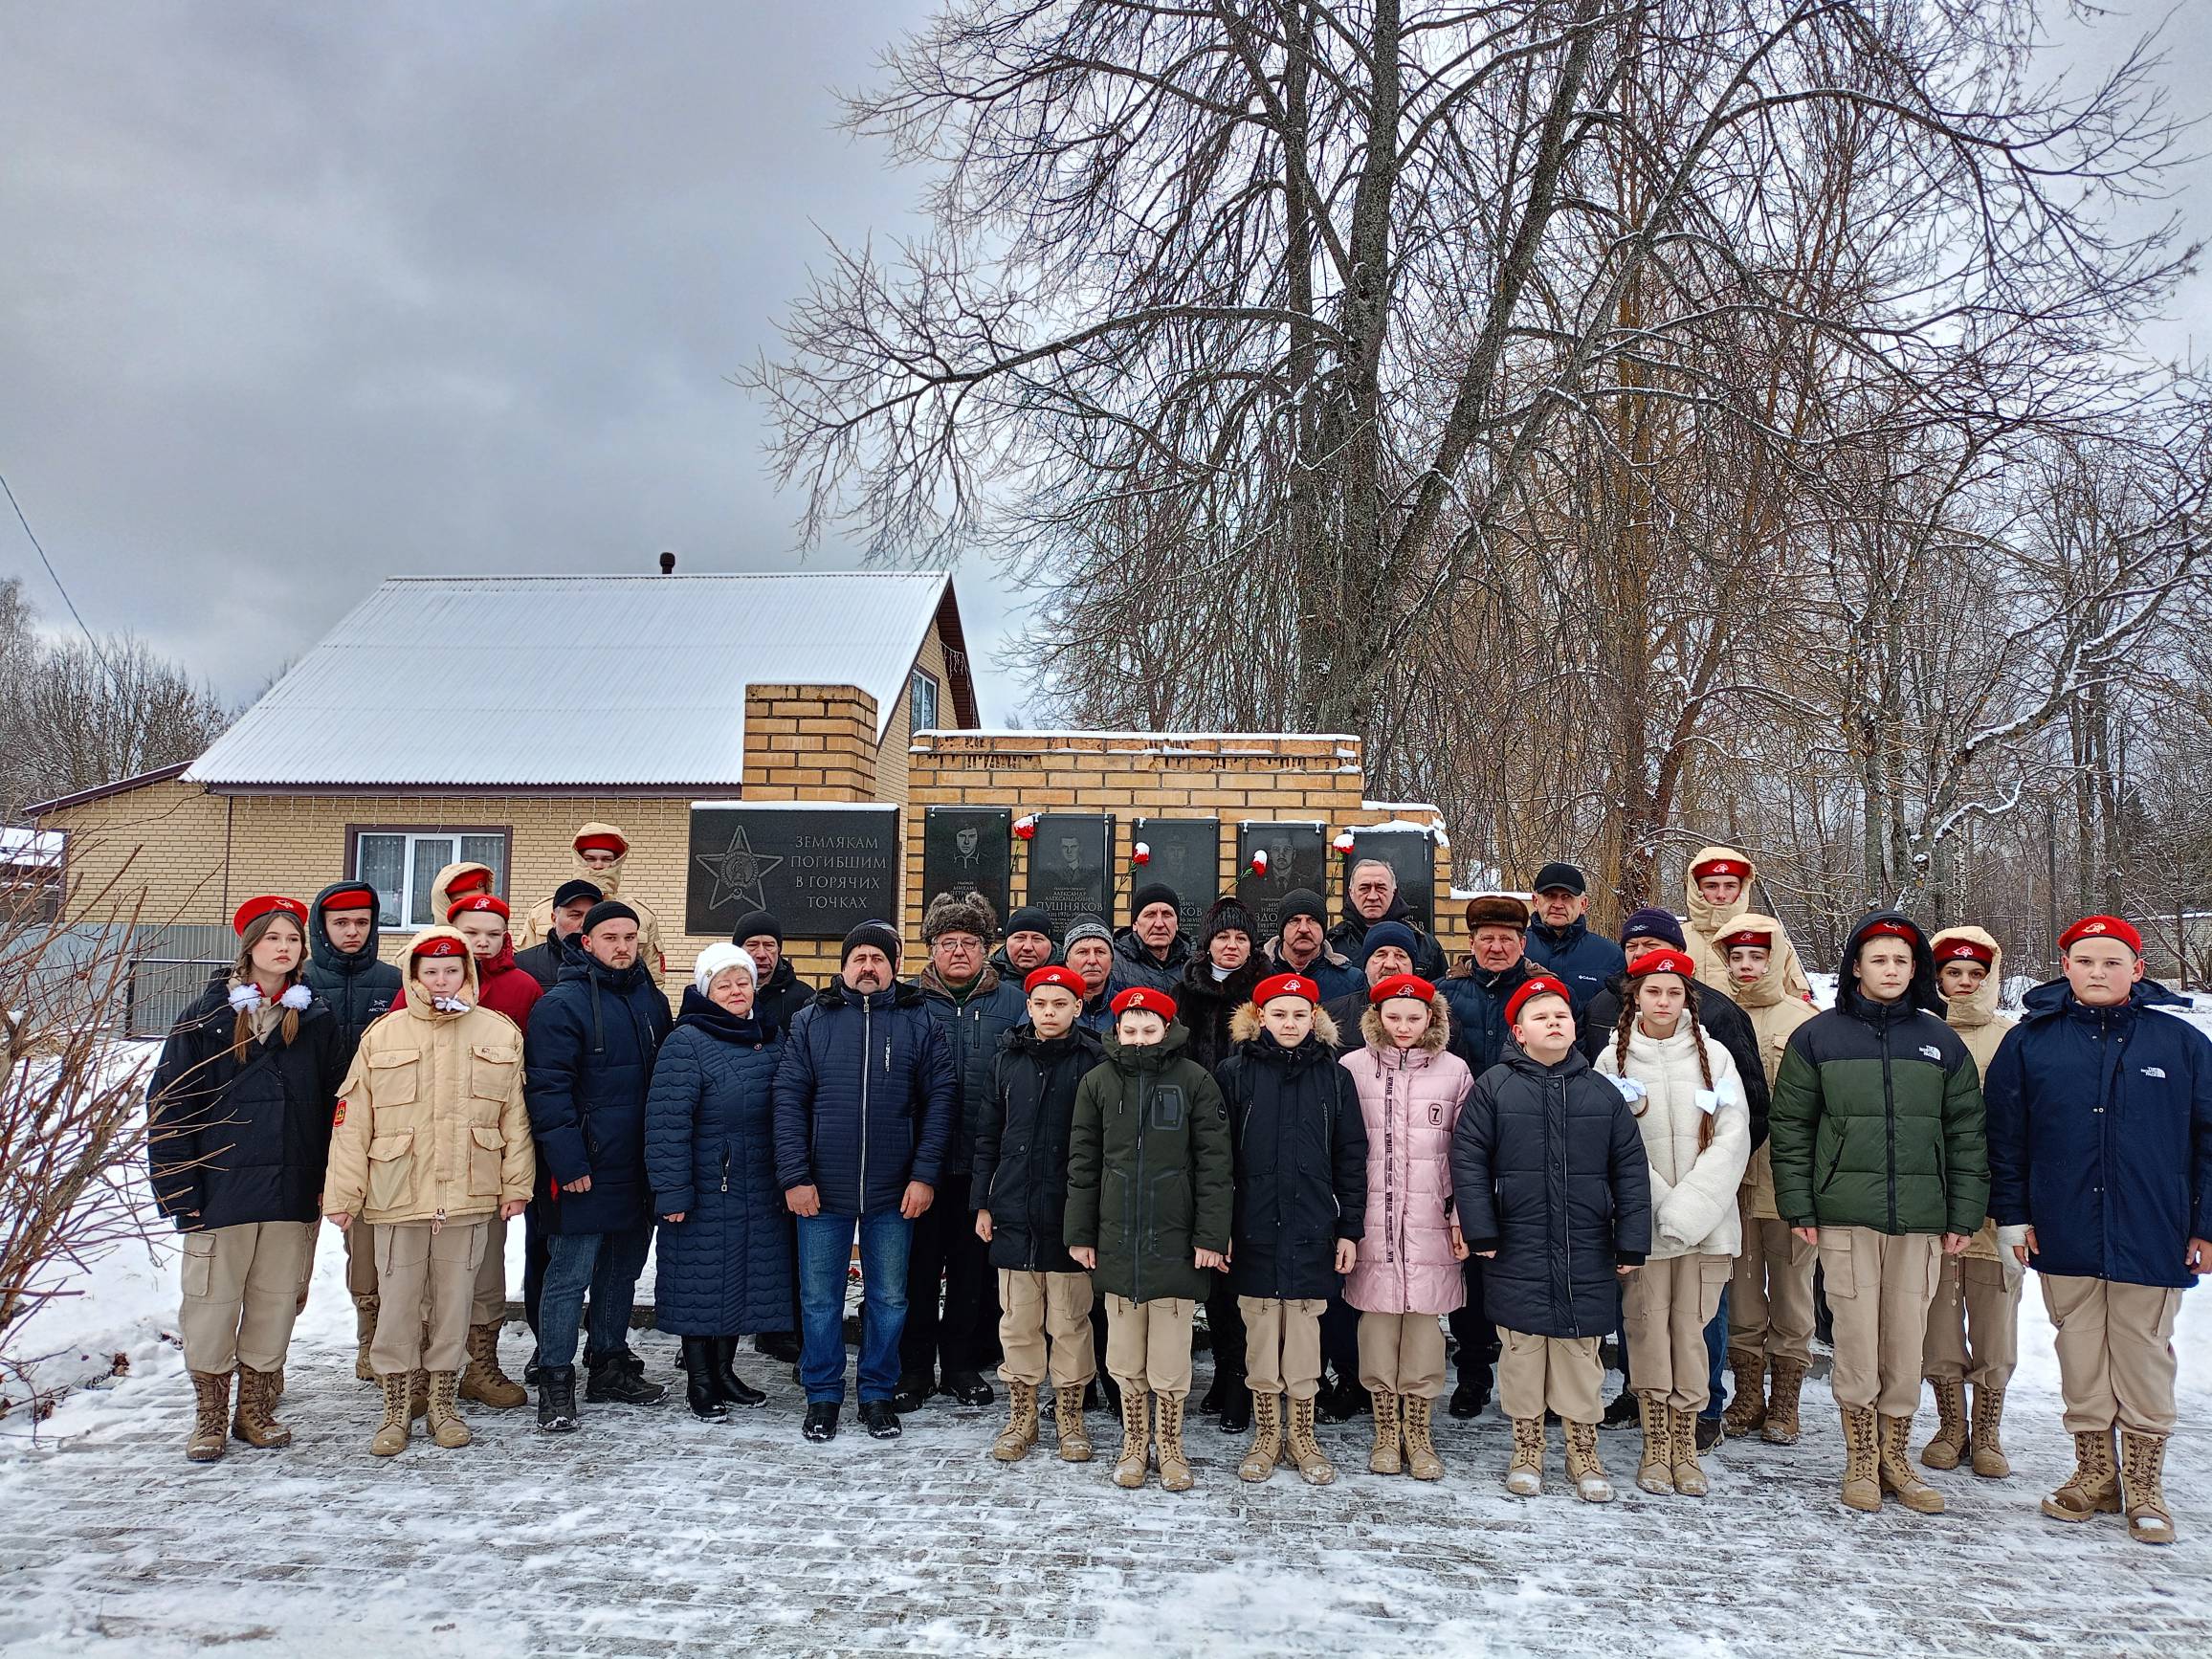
[186, 571, 953, 787]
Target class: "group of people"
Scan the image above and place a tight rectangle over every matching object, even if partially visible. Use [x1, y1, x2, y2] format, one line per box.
[145, 825, 2210, 1545]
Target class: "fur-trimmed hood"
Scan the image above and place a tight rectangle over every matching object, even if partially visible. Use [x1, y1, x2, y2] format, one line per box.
[1930, 924, 2004, 1030]
[1358, 996, 1452, 1057]
[1228, 1000, 1341, 1050]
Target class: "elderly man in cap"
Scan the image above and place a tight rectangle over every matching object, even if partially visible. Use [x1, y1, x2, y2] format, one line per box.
[731, 907, 814, 1030]
[1330, 858, 1449, 981]
[773, 920, 957, 1444]
[1112, 882, 1193, 993]
[1261, 888, 1363, 1003]
[523, 899, 675, 1431]
[1438, 894, 1545, 1417]
[1986, 914, 2212, 1545]
[516, 879, 601, 993]
[1522, 861, 1626, 1014]
[1061, 916, 1119, 1033]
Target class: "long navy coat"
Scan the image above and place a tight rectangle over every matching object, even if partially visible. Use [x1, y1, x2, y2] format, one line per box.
[524, 954, 673, 1236]
[1450, 1040, 1651, 1338]
[1986, 978, 2212, 1289]
[645, 991, 793, 1336]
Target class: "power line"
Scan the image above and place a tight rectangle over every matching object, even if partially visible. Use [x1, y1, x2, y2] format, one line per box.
[1, 469, 112, 675]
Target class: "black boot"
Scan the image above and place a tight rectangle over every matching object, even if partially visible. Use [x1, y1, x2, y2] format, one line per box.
[711, 1338, 766, 1407]
[891, 1370, 933, 1413]
[1200, 1371, 1226, 1415]
[1601, 1387, 1640, 1429]
[1449, 1380, 1489, 1421]
[803, 1401, 839, 1443]
[523, 1345, 543, 1388]
[680, 1338, 730, 1421]
[586, 1354, 669, 1406]
[942, 1369, 994, 1407]
[537, 1364, 579, 1433]
[860, 1400, 902, 1440]
[1218, 1374, 1251, 1434]
[755, 1330, 801, 1363]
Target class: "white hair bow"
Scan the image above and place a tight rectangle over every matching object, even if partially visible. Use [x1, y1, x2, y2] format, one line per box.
[279, 984, 314, 1011]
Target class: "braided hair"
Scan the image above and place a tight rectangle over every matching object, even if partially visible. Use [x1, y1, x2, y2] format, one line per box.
[1612, 966, 1717, 1146]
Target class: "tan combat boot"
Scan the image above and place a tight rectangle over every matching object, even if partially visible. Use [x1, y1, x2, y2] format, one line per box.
[352, 1294, 379, 1382]
[991, 1380, 1039, 1463]
[1669, 1405, 1708, 1497]
[1237, 1391, 1282, 1483]
[2042, 1428, 2120, 1523]
[1156, 1393, 1194, 1492]
[186, 1370, 231, 1464]
[1839, 1404, 1881, 1513]
[1286, 1394, 1336, 1486]
[1969, 1384, 2010, 1478]
[1368, 1389, 1402, 1475]
[1761, 1357, 1807, 1446]
[2120, 1430, 2175, 1545]
[424, 1370, 471, 1449]
[1722, 1349, 1766, 1438]
[1877, 1414, 1944, 1514]
[1402, 1395, 1445, 1482]
[370, 1373, 411, 1456]
[231, 1365, 292, 1449]
[1504, 1416, 1544, 1495]
[1112, 1388, 1150, 1489]
[460, 1323, 527, 1409]
[1563, 1420, 1613, 1502]
[1635, 1394, 1673, 1494]
[1920, 1376, 1967, 1471]
[1054, 1382, 1093, 1463]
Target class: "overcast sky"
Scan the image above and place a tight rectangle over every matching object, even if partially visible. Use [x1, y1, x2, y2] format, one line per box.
[2, 2, 2206, 720]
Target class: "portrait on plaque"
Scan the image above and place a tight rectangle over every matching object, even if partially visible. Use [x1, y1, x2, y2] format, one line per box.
[923, 806, 1012, 919]
[1235, 821, 1326, 940]
[1127, 818, 1220, 928]
[1027, 813, 1112, 932]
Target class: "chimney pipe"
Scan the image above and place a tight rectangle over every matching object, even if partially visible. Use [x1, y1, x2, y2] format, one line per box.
[658, 551, 676, 575]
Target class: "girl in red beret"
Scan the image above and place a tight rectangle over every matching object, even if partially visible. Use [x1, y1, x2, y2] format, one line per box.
[1594, 950, 1751, 1496]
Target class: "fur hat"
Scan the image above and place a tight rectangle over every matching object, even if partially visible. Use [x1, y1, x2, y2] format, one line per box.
[694, 942, 757, 997]
[1463, 894, 1530, 932]
[922, 889, 999, 943]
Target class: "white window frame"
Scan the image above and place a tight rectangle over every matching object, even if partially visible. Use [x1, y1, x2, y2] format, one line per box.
[910, 667, 941, 733]
[349, 826, 511, 931]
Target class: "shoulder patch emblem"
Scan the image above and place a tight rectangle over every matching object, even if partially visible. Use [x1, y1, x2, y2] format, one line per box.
[332, 1101, 346, 1126]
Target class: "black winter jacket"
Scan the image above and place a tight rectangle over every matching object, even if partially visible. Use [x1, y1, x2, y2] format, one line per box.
[302, 880, 401, 1073]
[1329, 892, 1450, 981]
[523, 954, 674, 1236]
[146, 983, 345, 1231]
[1451, 1040, 1652, 1338]
[772, 978, 956, 1217]
[972, 1023, 1106, 1272]
[753, 956, 815, 1032]
[1108, 926, 1193, 995]
[1215, 1009, 1369, 1299]
[1176, 952, 1269, 1073]
[514, 931, 583, 995]
[1579, 974, 1773, 1151]
[644, 992, 791, 1337]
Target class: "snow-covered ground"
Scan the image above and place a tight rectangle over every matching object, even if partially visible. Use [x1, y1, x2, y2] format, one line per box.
[0, 1218, 2206, 1657]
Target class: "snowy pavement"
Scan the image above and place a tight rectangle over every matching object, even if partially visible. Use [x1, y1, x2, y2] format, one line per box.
[1, 1232, 2208, 1658]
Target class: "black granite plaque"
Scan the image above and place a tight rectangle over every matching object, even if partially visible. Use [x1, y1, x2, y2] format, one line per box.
[922, 806, 1012, 922]
[686, 804, 900, 937]
[1128, 818, 1221, 927]
[1027, 814, 1113, 934]
[1235, 822, 1327, 940]
[1349, 827, 1439, 932]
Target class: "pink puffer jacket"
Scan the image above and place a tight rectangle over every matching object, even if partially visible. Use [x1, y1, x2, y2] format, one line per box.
[1339, 1004, 1474, 1316]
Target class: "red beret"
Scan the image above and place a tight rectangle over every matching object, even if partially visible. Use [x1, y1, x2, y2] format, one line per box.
[1692, 855, 1750, 880]
[574, 830, 628, 855]
[1860, 918, 1922, 947]
[1369, 973, 1435, 1006]
[449, 894, 510, 923]
[1024, 964, 1086, 997]
[1254, 973, 1319, 1008]
[1934, 937, 1995, 967]
[2060, 915, 2141, 957]
[232, 895, 308, 936]
[1626, 948, 1698, 982]
[446, 867, 493, 896]
[411, 936, 466, 959]
[1504, 975, 1572, 1027]
[1716, 925, 1773, 951]
[1110, 985, 1177, 1022]
[319, 884, 377, 913]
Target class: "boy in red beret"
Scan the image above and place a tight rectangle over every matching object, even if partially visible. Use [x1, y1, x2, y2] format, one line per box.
[971, 965, 1109, 1465]
[1065, 985, 1233, 1492]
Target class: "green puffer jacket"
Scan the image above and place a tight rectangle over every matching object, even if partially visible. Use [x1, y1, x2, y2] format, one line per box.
[1768, 911, 1989, 1236]
[1064, 1023, 1233, 1304]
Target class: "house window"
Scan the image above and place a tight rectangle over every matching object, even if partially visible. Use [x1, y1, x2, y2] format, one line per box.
[351, 829, 510, 928]
[910, 667, 941, 733]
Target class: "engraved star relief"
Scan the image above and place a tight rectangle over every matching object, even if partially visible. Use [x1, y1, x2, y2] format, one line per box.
[695, 824, 783, 914]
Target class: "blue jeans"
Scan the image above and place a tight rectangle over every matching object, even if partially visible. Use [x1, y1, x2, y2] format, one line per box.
[797, 1210, 913, 1405]
[537, 1224, 652, 1370]
[1701, 1285, 1731, 1422]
